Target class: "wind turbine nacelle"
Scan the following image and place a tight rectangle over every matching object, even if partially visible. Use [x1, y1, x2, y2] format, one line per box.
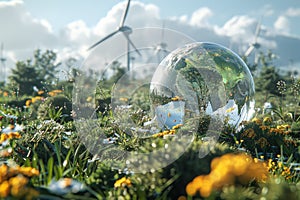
[119, 26, 133, 34]
[253, 43, 260, 49]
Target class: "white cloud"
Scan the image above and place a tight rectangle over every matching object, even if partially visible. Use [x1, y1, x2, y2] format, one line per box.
[0, 0, 56, 50]
[62, 20, 91, 44]
[93, 1, 160, 37]
[215, 16, 256, 43]
[190, 7, 213, 27]
[285, 8, 300, 17]
[274, 16, 290, 34]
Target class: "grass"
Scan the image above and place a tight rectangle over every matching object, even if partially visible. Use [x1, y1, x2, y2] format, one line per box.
[0, 67, 299, 199]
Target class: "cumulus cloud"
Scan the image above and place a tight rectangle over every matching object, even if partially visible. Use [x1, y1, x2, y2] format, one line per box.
[61, 20, 91, 45]
[190, 7, 213, 27]
[285, 8, 300, 17]
[215, 16, 256, 43]
[0, 0, 56, 50]
[274, 16, 290, 34]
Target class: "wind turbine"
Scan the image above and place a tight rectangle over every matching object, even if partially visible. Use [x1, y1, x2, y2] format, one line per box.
[244, 19, 262, 63]
[88, 0, 141, 71]
[147, 22, 169, 63]
[0, 43, 7, 82]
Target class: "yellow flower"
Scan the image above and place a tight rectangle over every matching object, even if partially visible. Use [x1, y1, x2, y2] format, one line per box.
[31, 96, 43, 103]
[3, 91, 8, 97]
[8, 132, 21, 139]
[37, 90, 44, 95]
[171, 96, 183, 101]
[19, 166, 40, 177]
[259, 125, 269, 131]
[0, 181, 10, 198]
[0, 134, 9, 144]
[86, 96, 93, 102]
[119, 97, 128, 102]
[226, 107, 235, 113]
[251, 117, 262, 124]
[9, 175, 28, 197]
[263, 117, 272, 123]
[172, 124, 183, 129]
[0, 164, 8, 182]
[25, 99, 32, 107]
[114, 177, 131, 188]
[185, 153, 269, 197]
[186, 181, 198, 196]
[48, 91, 55, 97]
[51, 89, 63, 93]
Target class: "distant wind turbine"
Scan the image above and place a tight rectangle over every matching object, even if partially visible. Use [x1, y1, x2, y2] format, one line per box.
[244, 18, 262, 63]
[0, 43, 7, 82]
[147, 22, 169, 63]
[88, 0, 141, 71]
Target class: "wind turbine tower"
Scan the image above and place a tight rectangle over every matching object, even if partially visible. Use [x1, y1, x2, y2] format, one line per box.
[0, 43, 6, 82]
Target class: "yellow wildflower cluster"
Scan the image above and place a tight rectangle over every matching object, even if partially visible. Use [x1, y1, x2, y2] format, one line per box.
[267, 158, 293, 180]
[114, 177, 132, 188]
[0, 164, 39, 199]
[186, 153, 268, 197]
[48, 89, 63, 97]
[251, 117, 262, 125]
[25, 96, 44, 107]
[152, 124, 183, 138]
[0, 132, 21, 144]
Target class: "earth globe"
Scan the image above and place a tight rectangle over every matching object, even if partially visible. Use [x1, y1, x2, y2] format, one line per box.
[150, 42, 255, 131]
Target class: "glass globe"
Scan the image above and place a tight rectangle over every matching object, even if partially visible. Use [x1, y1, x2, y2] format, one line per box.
[150, 42, 255, 130]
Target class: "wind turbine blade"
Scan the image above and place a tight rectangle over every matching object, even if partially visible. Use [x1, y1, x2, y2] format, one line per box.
[254, 19, 262, 43]
[244, 45, 255, 57]
[0, 43, 3, 58]
[88, 30, 120, 50]
[123, 33, 141, 56]
[120, 0, 131, 27]
[161, 21, 165, 42]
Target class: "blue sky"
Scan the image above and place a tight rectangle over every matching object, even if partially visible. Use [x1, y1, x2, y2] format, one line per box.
[22, 0, 300, 35]
[0, 0, 300, 80]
